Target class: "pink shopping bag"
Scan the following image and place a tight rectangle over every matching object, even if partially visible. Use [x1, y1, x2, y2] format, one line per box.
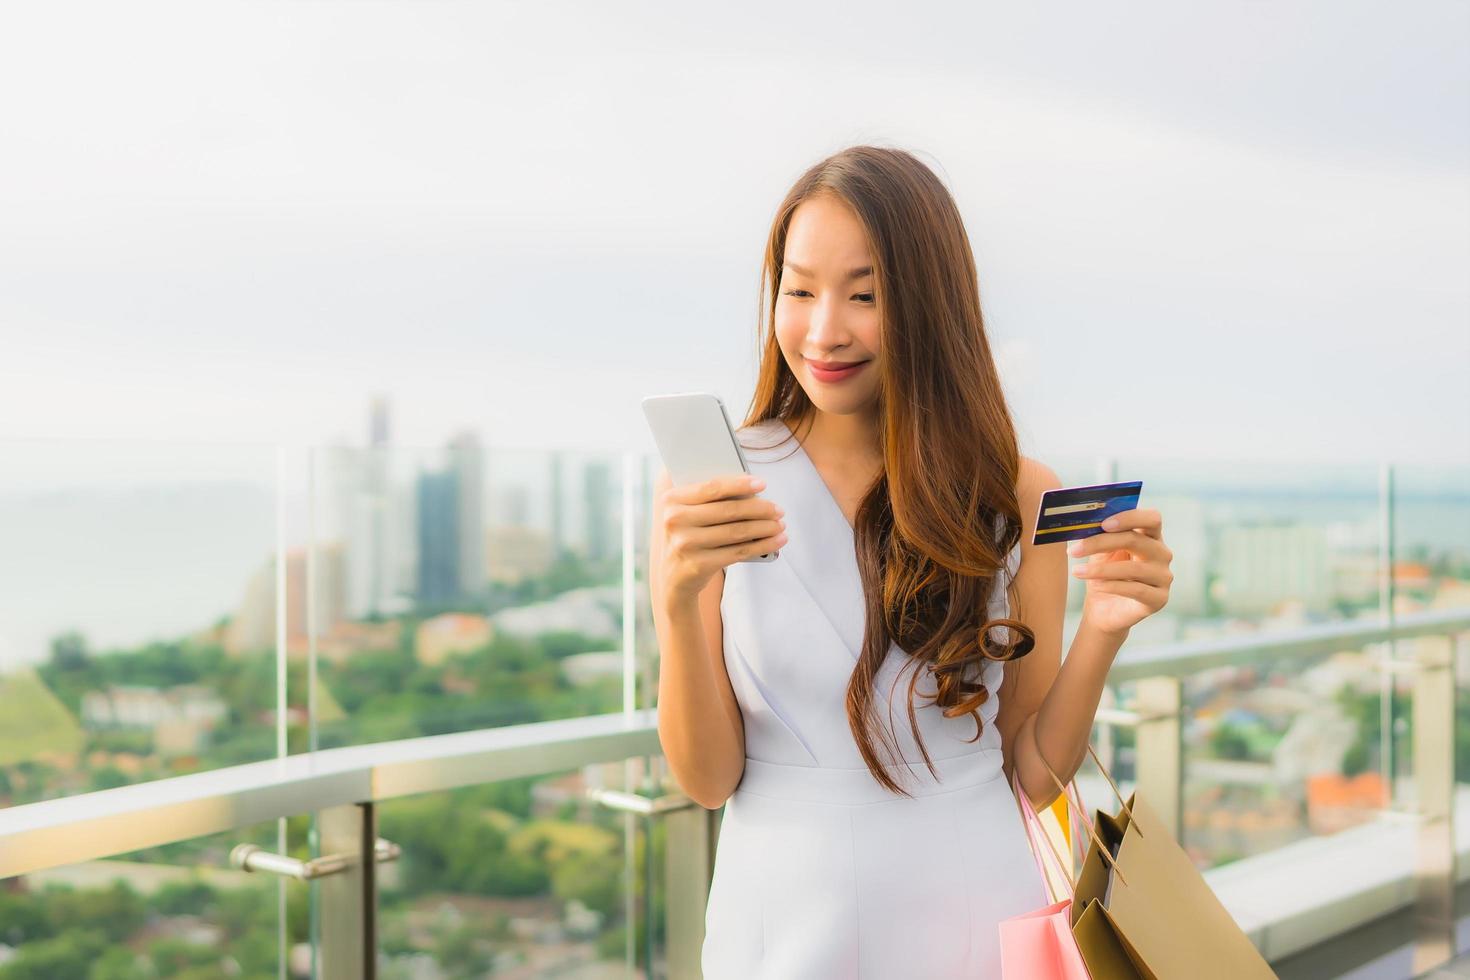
[998, 767, 1093, 980]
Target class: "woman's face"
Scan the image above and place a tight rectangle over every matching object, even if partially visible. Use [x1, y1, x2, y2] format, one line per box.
[775, 192, 882, 417]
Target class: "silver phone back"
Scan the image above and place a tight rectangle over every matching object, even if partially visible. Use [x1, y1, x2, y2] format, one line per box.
[641, 391, 777, 562]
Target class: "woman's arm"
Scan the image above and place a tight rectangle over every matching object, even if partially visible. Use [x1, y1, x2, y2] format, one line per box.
[995, 458, 1172, 811]
[1011, 622, 1128, 811]
[649, 467, 749, 810]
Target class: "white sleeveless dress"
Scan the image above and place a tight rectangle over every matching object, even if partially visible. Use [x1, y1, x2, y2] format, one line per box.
[702, 417, 1047, 979]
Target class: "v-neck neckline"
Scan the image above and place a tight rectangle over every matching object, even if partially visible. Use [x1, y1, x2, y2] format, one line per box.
[777, 417, 866, 535]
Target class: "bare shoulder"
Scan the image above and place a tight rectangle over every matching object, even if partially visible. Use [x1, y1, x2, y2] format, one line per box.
[1015, 456, 1062, 538]
[1017, 455, 1062, 505]
[1010, 455, 1066, 616]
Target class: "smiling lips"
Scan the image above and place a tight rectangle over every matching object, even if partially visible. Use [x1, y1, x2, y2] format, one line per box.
[807, 359, 870, 382]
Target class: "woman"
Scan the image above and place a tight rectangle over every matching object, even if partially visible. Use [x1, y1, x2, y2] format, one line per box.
[649, 144, 1174, 978]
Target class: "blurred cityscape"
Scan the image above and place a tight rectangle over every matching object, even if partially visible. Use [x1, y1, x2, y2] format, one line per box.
[0, 397, 1466, 977]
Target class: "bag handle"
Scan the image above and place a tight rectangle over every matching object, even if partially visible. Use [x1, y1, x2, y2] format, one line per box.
[1059, 773, 1092, 870]
[1083, 742, 1139, 836]
[1026, 730, 1132, 888]
[1036, 767, 1092, 874]
[1033, 738, 1140, 842]
[1011, 766, 1078, 900]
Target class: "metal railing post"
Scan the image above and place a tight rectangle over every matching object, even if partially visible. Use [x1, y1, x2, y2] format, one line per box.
[316, 802, 378, 980]
[664, 805, 719, 978]
[1134, 675, 1184, 841]
[1411, 632, 1456, 974]
[588, 785, 712, 979]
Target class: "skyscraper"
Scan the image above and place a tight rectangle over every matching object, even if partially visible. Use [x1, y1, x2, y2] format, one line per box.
[549, 452, 566, 557]
[450, 431, 486, 597]
[415, 467, 461, 604]
[414, 430, 486, 606]
[583, 459, 614, 563]
[343, 395, 401, 619]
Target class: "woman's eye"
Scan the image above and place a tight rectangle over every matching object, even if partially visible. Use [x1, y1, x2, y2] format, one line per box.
[780, 289, 873, 303]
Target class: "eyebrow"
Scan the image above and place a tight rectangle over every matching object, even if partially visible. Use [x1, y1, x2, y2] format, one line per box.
[782, 261, 873, 281]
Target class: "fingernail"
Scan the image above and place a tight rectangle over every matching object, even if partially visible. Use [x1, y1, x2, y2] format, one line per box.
[750, 478, 766, 489]
[1101, 517, 1118, 530]
[1067, 541, 1082, 555]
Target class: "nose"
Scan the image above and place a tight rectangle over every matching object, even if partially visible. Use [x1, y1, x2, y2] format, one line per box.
[806, 293, 848, 349]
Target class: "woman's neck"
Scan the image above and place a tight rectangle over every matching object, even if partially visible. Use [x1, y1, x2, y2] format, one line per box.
[799, 408, 883, 469]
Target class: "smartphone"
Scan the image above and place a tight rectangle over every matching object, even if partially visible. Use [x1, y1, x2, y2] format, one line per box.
[641, 391, 778, 562]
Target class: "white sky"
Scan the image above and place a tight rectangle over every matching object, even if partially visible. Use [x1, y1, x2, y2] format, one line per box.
[0, 1, 1466, 468]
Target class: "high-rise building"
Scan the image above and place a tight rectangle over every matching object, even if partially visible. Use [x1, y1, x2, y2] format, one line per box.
[1147, 495, 1208, 617]
[1214, 522, 1332, 616]
[415, 430, 486, 605]
[340, 396, 399, 620]
[226, 543, 347, 656]
[416, 467, 461, 604]
[369, 394, 391, 448]
[549, 452, 566, 556]
[495, 483, 530, 525]
[583, 460, 614, 563]
[450, 431, 486, 597]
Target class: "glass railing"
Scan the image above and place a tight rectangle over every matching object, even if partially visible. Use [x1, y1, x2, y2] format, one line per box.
[376, 769, 642, 976]
[304, 443, 637, 752]
[0, 713, 670, 978]
[1, 437, 1466, 977]
[0, 819, 295, 979]
[0, 440, 291, 805]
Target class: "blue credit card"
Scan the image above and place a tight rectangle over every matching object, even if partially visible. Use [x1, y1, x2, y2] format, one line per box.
[1032, 480, 1143, 545]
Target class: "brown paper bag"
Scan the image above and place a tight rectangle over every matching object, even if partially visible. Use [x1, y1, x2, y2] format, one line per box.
[1027, 744, 1277, 980]
[1068, 787, 1277, 980]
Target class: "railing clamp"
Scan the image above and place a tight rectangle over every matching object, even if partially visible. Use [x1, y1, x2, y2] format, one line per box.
[230, 837, 401, 880]
[586, 787, 698, 816]
[1093, 707, 1180, 727]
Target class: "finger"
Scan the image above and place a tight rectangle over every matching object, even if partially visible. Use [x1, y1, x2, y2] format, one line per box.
[1072, 560, 1172, 587]
[690, 495, 784, 530]
[1096, 508, 1162, 538]
[1067, 529, 1169, 561]
[669, 474, 764, 505]
[1084, 580, 1168, 605]
[711, 526, 788, 563]
[686, 516, 786, 548]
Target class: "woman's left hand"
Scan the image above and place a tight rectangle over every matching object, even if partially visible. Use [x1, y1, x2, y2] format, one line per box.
[1067, 508, 1173, 638]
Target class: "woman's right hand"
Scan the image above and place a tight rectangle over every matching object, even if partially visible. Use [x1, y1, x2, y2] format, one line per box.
[656, 473, 787, 604]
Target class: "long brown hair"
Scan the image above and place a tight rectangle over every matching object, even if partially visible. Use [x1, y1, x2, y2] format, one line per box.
[740, 145, 1036, 797]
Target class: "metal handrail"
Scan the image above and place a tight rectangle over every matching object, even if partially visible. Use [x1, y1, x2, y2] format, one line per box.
[1, 610, 1466, 883]
[0, 709, 660, 880]
[1107, 607, 1469, 682]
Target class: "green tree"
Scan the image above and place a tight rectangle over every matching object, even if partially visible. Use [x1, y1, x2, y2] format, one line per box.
[48, 632, 90, 671]
[89, 947, 151, 980]
[1210, 723, 1253, 761]
[0, 929, 106, 980]
[44, 880, 146, 943]
[552, 850, 623, 918]
[148, 937, 222, 975]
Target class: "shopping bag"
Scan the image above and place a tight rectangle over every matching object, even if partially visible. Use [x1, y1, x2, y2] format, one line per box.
[997, 766, 1093, 979]
[1062, 746, 1278, 980]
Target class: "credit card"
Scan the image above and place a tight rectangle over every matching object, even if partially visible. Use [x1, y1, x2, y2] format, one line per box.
[1032, 480, 1143, 545]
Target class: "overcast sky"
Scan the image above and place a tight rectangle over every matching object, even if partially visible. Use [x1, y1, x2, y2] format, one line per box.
[1, 1, 1466, 469]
